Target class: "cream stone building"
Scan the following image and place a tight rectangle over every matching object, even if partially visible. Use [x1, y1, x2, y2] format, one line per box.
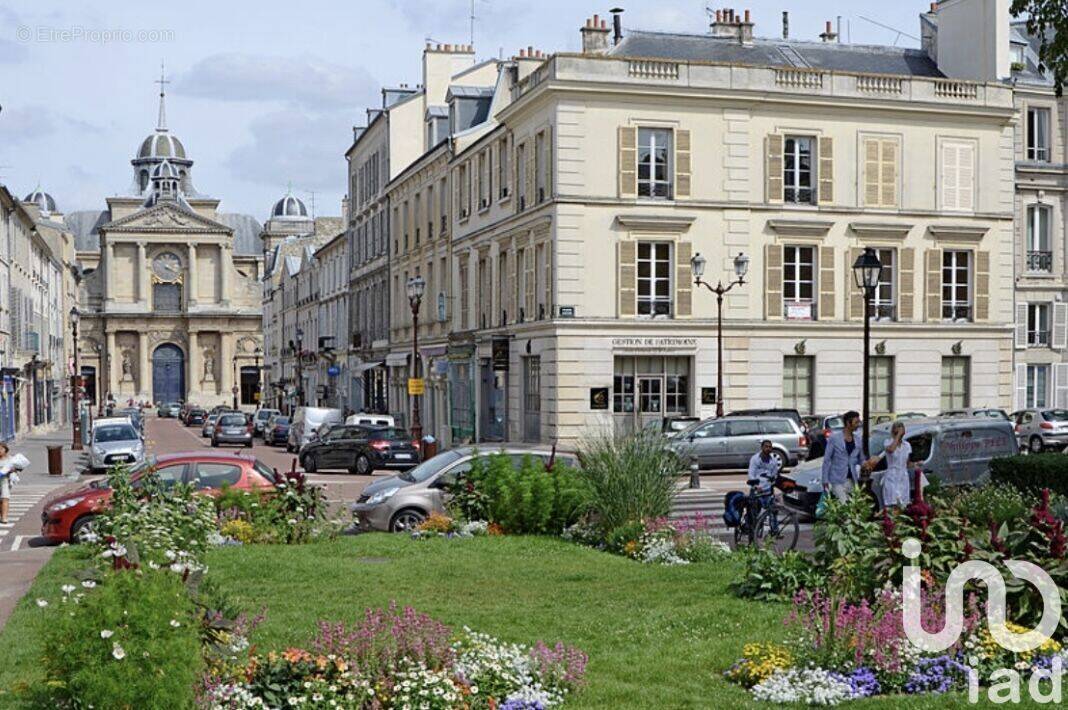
[71, 84, 264, 407]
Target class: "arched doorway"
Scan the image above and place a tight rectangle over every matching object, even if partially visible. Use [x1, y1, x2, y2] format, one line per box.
[152, 344, 185, 404]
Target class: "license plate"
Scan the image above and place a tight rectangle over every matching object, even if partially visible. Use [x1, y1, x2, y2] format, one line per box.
[225, 429, 245, 435]
[394, 453, 411, 460]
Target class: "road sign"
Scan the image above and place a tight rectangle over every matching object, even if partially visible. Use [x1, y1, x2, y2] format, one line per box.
[408, 378, 425, 395]
[327, 365, 341, 377]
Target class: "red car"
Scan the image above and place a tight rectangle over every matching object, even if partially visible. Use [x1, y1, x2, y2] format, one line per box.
[41, 452, 278, 544]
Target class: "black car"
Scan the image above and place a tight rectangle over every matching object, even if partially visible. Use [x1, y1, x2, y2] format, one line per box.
[266, 415, 290, 446]
[299, 425, 419, 475]
[185, 408, 207, 426]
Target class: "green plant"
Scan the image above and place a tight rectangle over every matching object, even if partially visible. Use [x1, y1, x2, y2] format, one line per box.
[42, 569, 201, 709]
[577, 430, 680, 535]
[604, 521, 645, 556]
[730, 548, 826, 602]
[219, 518, 256, 544]
[947, 482, 1030, 527]
[991, 453, 1068, 497]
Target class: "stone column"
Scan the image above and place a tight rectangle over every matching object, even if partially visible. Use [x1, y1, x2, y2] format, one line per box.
[220, 243, 231, 307]
[187, 243, 198, 307]
[137, 241, 149, 307]
[104, 242, 115, 305]
[220, 331, 234, 397]
[188, 330, 199, 397]
[105, 330, 117, 397]
[138, 332, 149, 399]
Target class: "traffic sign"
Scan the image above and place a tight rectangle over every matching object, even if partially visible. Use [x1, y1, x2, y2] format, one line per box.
[407, 378, 425, 395]
[327, 365, 341, 377]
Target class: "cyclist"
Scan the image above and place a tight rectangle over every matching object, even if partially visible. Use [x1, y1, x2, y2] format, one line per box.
[746, 439, 781, 533]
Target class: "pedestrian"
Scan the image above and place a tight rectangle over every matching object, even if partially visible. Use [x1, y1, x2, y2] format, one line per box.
[868, 421, 912, 509]
[0, 442, 30, 524]
[747, 439, 782, 529]
[821, 410, 866, 502]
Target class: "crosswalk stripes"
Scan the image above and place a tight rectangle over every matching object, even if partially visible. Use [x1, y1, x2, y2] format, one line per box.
[0, 484, 56, 551]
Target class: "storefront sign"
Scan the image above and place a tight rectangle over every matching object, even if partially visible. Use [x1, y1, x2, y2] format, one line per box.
[590, 387, 609, 410]
[491, 337, 510, 371]
[701, 387, 717, 406]
[408, 378, 425, 395]
[611, 337, 697, 350]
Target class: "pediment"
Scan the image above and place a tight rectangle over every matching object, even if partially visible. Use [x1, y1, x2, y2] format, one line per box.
[101, 202, 231, 234]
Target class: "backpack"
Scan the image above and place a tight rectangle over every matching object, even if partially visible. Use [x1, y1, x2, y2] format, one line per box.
[722, 491, 747, 528]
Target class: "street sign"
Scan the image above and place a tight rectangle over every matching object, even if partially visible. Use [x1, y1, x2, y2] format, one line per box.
[327, 365, 341, 377]
[408, 378, 425, 395]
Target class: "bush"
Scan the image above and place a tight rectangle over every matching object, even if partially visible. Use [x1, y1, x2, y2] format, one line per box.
[214, 470, 335, 544]
[730, 548, 827, 602]
[991, 453, 1068, 497]
[42, 569, 201, 709]
[947, 482, 1029, 526]
[577, 430, 680, 535]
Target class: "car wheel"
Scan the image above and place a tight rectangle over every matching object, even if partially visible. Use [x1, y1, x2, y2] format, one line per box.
[389, 508, 426, 533]
[355, 454, 372, 476]
[1030, 435, 1045, 454]
[304, 454, 318, 473]
[769, 449, 787, 471]
[285, 442, 294, 453]
[70, 515, 98, 544]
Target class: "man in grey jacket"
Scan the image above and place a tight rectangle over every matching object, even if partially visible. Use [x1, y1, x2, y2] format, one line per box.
[821, 410, 866, 501]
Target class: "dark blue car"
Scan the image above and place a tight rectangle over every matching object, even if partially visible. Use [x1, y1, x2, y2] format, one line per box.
[266, 415, 290, 446]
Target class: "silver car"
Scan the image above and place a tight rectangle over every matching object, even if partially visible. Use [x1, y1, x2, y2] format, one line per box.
[89, 420, 144, 472]
[352, 445, 578, 532]
[668, 416, 808, 471]
[1012, 408, 1068, 453]
[212, 412, 253, 448]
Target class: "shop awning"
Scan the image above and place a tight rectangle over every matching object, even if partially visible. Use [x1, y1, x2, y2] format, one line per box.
[354, 361, 383, 373]
[385, 353, 410, 367]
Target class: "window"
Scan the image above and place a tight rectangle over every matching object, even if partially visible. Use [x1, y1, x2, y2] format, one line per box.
[940, 139, 975, 212]
[516, 143, 527, 208]
[942, 250, 972, 321]
[477, 151, 488, 209]
[413, 193, 421, 244]
[613, 370, 635, 412]
[426, 184, 434, 239]
[535, 130, 548, 203]
[873, 248, 896, 320]
[194, 463, 242, 490]
[637, 128, 672, 198]
[783, 136, 814, 204]
[523, 247, 535, 320]
[1028, 303, 1051, 347]
[498, 137, 510, 199]
[869, 356, 894, 415]
[941, 356, 971, 410]
[782, 355, 814, 414]
[497, 251, 508, 325]
[862, 137, 899, 208]
[439, 178, 448, 234]
[613, 356, 690, 417]
[458, 261, 469, 329]
[637, 242, 672, 317]
[1027, 204, 1052, 272]
[478, 257, 490, 329]
[664, 357, 688, 414]
[1027, 364, 1050, 408]
[783, 245, 816, 320]
[523, 356, 541, 414]
[458, 164, 469, 219]
[1027, 107, 1051, 162]
[153, 283, 181, 313]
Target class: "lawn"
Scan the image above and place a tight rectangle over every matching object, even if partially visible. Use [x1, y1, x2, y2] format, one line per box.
[0, 535, 1048, 708]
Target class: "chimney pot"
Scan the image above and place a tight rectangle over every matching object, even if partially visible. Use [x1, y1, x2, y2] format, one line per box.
[929, 1, 937, 11]
[782, 10, 789, 39]
[519, 48, 525, 57]
[593, 13, 599, 24]
[825, 20, 832, 32]
[744, 9, 750, 23]
[528, 45, 534, 55]
[715, 9, 722, 22]
[601, 19, 607, 29]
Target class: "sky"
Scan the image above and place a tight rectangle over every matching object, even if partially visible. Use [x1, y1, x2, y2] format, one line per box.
[0, 1, 939, 223]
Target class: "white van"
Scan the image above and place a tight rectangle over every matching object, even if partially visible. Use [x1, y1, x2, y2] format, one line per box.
[287, 407, 345, 452]
[345, 412, 396, 429]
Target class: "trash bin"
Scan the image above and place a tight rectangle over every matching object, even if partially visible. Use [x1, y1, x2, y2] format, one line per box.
[47, 445, 64, 476]
[421, 435, 438, 461]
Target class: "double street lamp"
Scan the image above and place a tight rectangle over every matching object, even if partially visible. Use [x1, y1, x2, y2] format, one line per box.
[70, 306, 82, 450]
[406, 275, 426, 443]
[691, 251, 750, 418]
[852, 247, 883, 460]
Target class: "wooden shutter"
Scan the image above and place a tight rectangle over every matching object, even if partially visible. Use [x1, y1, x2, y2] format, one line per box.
[974, 250, 990, 321]
[618, 241, 637, 317]
[675, 241, 692, 317]
[941, 142, 959, 211]
[880, 140, 898, 207]
[675, 129, 692, 199]
[1016, 302, 1029, 349]
[863, 138, 881, 207]
[765, 244, 782, 319]
[618, 127, 637, 198]
[544, 240, 553, 314]
[1054, 302, 1068, 350]
[545, 126, 553, 200]
[848, 247, 864, 320]
[1057, 364, 1068, 408]
[817, 136, 834, 205]
[1015, 363, 1027, 410]
[766, 134, 784, 203]
[958, 143, 975, 212]
[925, 248, 942, 321]
[819, 246, 835, 319]
[899, 247, 914, 320]
[509, 248, 518, 322]
[525, 141, 535, 210]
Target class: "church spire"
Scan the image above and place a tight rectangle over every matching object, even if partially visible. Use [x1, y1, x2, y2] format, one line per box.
[155, 61, 170, 131]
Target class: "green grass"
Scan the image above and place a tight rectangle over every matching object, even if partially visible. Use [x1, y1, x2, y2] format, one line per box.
[0, 536, 1050, 708]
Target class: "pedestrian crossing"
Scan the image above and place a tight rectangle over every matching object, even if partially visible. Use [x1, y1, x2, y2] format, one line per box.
[670, 482, 814, 536]
[0, 484, 55, 551]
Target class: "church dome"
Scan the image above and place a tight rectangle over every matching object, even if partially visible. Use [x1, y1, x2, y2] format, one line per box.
[152, 159, 181, 180]
[138, 131, 187, 160]
[272, 193, 308, 219]
[24, 189, 57, 214]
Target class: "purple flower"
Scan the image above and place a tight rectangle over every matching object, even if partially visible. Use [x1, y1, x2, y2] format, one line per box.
[834, 667, 880, 698]
[500, 700, 545, 710]
[904, 656, 968, 694]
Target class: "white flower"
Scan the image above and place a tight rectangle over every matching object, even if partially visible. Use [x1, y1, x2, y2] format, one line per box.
[169, 619, 181, 628]
[81, 580, 96, 589]
[164, 550, 177, 560]
[100, 629, 113, 639]
[61, 584, 76, 594]
[36, 599, 48, 608]
[111, 642, 126, 660]
[288, 518, 298, 525]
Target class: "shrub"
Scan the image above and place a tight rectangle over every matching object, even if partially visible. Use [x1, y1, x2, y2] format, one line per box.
[577, 430, 680, 534]
[219, 518, 255, 544]
[42, 569, 201, 709]
[991, 453, 1068, 497]
[417, 512, 458, 534]
[730, 548, 827, 602]
[947, 482, 1029, 527]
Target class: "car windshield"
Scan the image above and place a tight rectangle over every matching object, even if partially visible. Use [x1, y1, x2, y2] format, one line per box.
[1043, 410, 1068, 422]
[367, 427, 410, 441]
[219, 415, 246, 426]
[257, 410, 277, 420]
[825, 417, 844, 429]
[401, 450, 463, 483]
[94, 425, 139, 442]
[667, 419, 697, 432]
[273, 417, 289, 425]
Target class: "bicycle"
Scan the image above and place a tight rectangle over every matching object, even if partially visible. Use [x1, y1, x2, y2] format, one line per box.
[733, 480, 800, 553]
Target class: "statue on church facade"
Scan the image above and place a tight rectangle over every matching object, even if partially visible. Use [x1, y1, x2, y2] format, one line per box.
[202, 348, 216, 382]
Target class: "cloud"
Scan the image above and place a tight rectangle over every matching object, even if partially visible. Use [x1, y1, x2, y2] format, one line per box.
[387, 0, 533, 46]
[0, 104, 105, 145]
[225, 109, 348, 192]
[175, 53, 377, 111]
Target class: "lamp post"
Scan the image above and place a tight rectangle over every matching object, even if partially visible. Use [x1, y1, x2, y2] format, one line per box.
[852, 247, 883, 460]
[231, 356, 239, 410]
[295, 327, 304, 407]
[691, 252, 750, 418]
[70, 307, 82, 450]
[406, 275, 426, 443]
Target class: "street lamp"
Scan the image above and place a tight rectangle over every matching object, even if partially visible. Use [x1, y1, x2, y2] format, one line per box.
[231, 356, 239, 410]
[852, 247, 883, 460]
[295, 327, 304, 408]
[692, 252, 749, 418]
[70, 306, 82, 450]
[406, 275, 426, 443]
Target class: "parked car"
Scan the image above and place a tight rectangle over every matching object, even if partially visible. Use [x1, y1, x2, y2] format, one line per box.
[725, 408, 804, 430]
[157, 401, 181, 418]
[667, 415, 808, 471]
[265, 415, 290, 446]
[801, 414, 845, 460]
[1012, 408, 1068, 453]
[287, 407, 345, 452]
[942, 408, 1010, 421]
[252, 408, 281, 437]
[352, 446, 578, 532]
[645, 416, 701, 437]
[185, 407, 207, 426]
[88, 418, 145, 472]
[345, 412, 396, 428]
[781, 416, 1018, 516]
[300, 425, 418, 474]
[201, 413, 221, 438]
[117, 407, 144, 433]
[42, 452, 278, 544]
[212, 412, 253, 448]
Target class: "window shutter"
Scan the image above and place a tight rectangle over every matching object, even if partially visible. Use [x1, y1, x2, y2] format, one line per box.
[974, 250, 990, 321]
[1015, 363, 1027, 410]
[675, 129, 692, 199]
[817, 136, 834, 205]
[958, 143, 975, 212]
[941, 142, 958, 211]
[675, 241, 692, 317]
[819, 246, 835, 319]
[863, 138, 881, 207]
[525, 142, 535, 209]
[899, 247, 914, 320]
[925, 248, 942, 321]
[766, 134, 784, 203]
[1054, 302, 1068, 350]
[545, 126, 553, 199]
[618, 127, 637, 198]
[544, 240, 553, 314]
[618, 241, 636, 317]
[765, 244, 782, 319]
[1056, 364, 1068, 408]
[848, 247, 864, 320]
[880, 140, 898, 208]
[1015, 303, 1029, 349]
[508, 248, 517, 322]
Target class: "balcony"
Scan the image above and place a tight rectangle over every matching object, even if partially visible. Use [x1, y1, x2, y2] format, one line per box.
[942, 304, 973, 322]
[1027, 251, 1053, 273]
[1028, 330, 1051, 347]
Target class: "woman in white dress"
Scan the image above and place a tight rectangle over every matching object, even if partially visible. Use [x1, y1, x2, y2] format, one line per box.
[870, 422, 912, 510]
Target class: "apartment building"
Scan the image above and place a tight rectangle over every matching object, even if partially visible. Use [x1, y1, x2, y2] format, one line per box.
[314, 232, 349, 407]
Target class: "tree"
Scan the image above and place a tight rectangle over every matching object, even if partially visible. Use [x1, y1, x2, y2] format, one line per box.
[1012, 0, 1068, 95]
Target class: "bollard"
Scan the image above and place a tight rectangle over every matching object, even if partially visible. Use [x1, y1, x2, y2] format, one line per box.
[421, 436, 438, 461]
[47, 445, 64, 476]
[689, 457, 701, 489]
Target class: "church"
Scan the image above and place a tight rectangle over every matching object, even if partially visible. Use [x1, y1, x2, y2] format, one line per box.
[69, 78, 266, 407]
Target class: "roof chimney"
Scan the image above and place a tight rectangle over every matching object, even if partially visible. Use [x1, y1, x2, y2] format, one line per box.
[819, 20, 838, 43]
[782, 11, 789, 39]
[710, 7, 754, 44]
[610, 7, 624, 45]
[581, 14, 612, 54]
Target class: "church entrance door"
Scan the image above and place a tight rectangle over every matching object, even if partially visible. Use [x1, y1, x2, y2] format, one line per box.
[152, 344, 186, 404]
